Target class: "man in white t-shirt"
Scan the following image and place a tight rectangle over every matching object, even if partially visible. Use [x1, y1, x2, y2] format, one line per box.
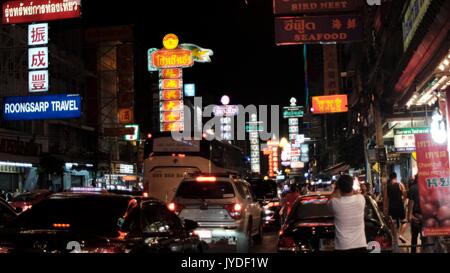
[329, 175, 367, 252]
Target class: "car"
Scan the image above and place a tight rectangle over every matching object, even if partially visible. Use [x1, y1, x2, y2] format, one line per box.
[9, 190, 52, 213]
[0, 198, 17, 229]
[169, 173, 263, 253]
[278, 193, 393, 253]
[248, 178, 282, 229]
[0, 192, 203, 253]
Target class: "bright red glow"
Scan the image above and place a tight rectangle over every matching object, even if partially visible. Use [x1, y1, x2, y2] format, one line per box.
[196, 176, 217, 182]
[147, 133, 152, 139]
[234, 203, 242, 211]
[167, 202, 176, 212]
[53, 223, 70, 229]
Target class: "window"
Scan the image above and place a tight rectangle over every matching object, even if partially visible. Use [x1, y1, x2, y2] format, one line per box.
[141, 204, 183, 234]
[176, 181, 235, 199]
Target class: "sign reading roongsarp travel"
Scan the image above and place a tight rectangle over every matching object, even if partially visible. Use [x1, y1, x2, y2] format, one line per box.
[3, 94, 81, 120]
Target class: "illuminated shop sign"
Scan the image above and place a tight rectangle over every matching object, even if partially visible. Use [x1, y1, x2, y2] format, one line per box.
[273, 0, 362, 15]
[275, 15, 363, 45]
[2, 0, 81, 24]
[3, 94, 81, 120]
[312, 94, 348, 114]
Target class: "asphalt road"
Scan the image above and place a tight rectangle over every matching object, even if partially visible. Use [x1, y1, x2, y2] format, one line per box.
[250, 230, 279, 253]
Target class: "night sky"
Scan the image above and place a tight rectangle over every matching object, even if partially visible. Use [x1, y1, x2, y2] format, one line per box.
[81, 0, 307, 108]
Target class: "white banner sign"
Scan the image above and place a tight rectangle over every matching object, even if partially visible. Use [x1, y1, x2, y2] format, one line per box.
[29, 47, 48, 70]
[29, 70, 49, 92]
[28, 23, 49, 46]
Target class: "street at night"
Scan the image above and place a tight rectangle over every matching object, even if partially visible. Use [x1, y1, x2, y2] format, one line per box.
[1, 1, 450, 269]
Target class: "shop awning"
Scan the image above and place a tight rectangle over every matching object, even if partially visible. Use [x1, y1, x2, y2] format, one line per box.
[323, 163, 350, 176]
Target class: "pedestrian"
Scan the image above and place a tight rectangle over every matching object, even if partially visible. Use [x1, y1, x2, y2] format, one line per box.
[407, 175, 423, 253]
[387, 172, 407, 243]
[329, 175, 367, 252]
[279, 184, 300, 223]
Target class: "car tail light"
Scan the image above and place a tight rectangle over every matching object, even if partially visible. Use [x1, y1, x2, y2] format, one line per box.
[278, 236, 298, 252]
[374, 234, 392, 250]
[224, 203, 242, 220]
[266, 202, 280, 208]
[196, 176, 217, 182]
[52, 223, 70, 229]
[143, 192, 149, 198]
[167, 202, 184, 214]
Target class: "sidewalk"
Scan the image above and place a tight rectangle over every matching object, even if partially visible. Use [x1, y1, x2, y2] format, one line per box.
[397, 223, 421, 253]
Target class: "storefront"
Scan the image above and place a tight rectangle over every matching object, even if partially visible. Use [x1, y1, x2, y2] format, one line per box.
[95, 163, 141, 190]
[0, 132, 46, 193]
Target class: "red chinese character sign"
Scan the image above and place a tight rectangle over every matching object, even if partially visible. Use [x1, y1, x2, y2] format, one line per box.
[29, 70, 49, 92]
[28, 23, 48, 46]
[148, 34, 213, 132]
[275, 15, 363, 45]
[415, 134, 450, 236]
[2, 0, 81, 24]
[28, 47, 48, 70]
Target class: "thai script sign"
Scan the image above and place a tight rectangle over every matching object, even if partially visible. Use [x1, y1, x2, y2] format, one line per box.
[312, 94, 348, 114]
[2, 0, 81, 24]
[275, 15, 363, 45]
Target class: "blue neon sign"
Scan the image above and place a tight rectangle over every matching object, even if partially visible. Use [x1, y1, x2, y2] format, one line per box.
[184, 84, 196, 97]
[3, 94, 81, 121]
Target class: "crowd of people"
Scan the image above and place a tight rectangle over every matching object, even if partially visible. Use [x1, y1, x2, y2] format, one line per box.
[278, 172, 434, 253]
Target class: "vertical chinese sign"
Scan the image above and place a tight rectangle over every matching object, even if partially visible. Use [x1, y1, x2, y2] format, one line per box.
[415, 134, 450, 236]
[283, 98, 304, 167]
[246, 114, 262, 174]
[148, 34, 213, 133]
[28, 23, 49, 93]
[267, 139, 280, 178]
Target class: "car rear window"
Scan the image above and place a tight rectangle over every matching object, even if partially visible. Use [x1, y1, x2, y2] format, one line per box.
[176, 181, 235, 199]
[9, 196, 130, 237]
[289, 197, 333, 221]
[12, 193, 38, 202]
[249, 180, 277, 199]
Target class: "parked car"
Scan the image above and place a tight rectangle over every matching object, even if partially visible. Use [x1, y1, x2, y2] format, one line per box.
[9, 190, 52, 213]
[248, 178, 281, 229]
[0, 198, 17, 229]
[0, 192, 202, 253]
[278, 193, 393, 253]
[170, 173, 263, 253]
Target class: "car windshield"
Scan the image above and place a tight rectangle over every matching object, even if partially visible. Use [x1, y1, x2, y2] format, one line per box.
[289, 197, 333, 221]
[249, 180, 277, 199]
[12, 193, 39, 202]
[9, 196, 130, 237]
[176, 181, 235, 199]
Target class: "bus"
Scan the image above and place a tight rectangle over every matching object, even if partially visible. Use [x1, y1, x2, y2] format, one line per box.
[143, 133, 247, 203]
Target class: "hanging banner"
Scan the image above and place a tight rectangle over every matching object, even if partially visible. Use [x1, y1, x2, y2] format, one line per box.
[2, 0, 82, 24]
[323, 44, 339, 95]
[273, 0, 362, 15]
[415, 134, 450, 237]
[3, 94, 81, 121]
[275, 15, 363, 45]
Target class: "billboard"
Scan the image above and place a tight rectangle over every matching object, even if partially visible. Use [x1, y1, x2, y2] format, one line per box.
[3, 94, 81, 120]
[273, 0, 362, 15]
[275, 15, 363, 45]
[312, 94, 348, 114]
[415, 134, 450, 236]
[2, 0, 81, 24]
[394, 127, 430, 152]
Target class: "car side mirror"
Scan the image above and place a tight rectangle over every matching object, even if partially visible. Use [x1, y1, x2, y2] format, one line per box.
[184, 219, 198, 231]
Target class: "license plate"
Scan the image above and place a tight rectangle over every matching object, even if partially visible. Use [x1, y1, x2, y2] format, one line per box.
[319, 239, 334, 251]
[195, 230, 212, 239]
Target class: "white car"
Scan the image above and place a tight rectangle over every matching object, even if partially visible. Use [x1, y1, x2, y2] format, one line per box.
[169, 174, 263, 253]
